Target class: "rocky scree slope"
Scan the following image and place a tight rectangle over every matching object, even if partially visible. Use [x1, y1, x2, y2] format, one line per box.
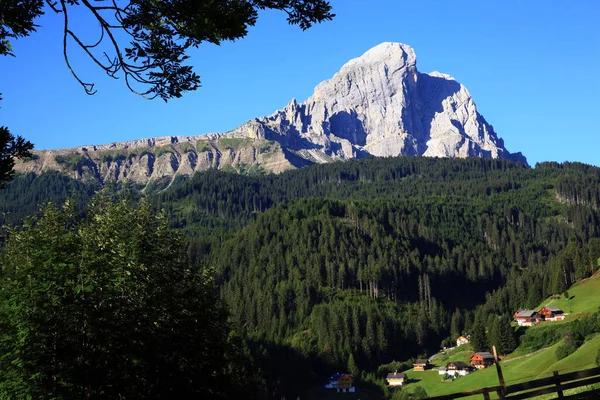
[15, 42, 526, 184]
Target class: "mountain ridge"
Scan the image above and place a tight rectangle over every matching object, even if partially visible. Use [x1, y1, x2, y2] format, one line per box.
[225, 42, 525, 164]
[15, 42, 526, 184]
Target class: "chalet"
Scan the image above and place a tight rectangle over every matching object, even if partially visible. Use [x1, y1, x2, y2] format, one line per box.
[456, 336, 470, 346]
[514, 309, 543, 326]
[539, 306, 565, 321]
[413, 359, 430, 371]
[445, 361, 471, 376]
[471, 352, 495, 370]
[386, 371, 406, 386]
[337, 374, 355, 393]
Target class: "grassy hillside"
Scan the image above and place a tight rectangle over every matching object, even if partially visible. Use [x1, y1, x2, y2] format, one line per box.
[537, 272, 600, 319]
[399, 336, 600, 399]
[430, 344, 474, 365]
[397, 275, 600, 399]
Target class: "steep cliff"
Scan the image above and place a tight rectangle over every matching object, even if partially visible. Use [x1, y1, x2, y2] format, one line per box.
[226, 42, 526, 164]
[15, 42, 526, 184]
[15, 136, 291, 186]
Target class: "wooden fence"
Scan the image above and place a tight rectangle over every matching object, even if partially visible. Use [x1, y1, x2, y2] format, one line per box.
[428, 347, 600, 399]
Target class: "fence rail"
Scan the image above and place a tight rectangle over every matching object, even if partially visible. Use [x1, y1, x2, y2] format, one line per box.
[428, 363, 600, 399]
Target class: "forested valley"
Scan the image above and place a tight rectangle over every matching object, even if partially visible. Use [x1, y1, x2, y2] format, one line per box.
[2, 156, 600, 399]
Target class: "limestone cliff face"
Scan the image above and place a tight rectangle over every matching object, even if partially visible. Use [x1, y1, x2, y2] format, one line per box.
[226, 42, 526, 165]
[15, 42, 526, 184]
[15, 137, 291, 186]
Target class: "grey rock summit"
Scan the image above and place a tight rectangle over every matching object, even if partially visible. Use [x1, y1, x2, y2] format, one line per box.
[225, 42, 526, 165]
[16, 42, 526, 185]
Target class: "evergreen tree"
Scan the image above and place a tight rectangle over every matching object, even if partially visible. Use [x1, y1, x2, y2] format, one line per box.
[348, 353, 360, 378]
[498, 315, 517, 354]
[450, 308, 464, 340]
[487, 317, 502, 354]
[470, 320, 489, 352]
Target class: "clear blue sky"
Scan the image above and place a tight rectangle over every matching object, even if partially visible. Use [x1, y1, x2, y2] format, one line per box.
[1, 1, 599, 166]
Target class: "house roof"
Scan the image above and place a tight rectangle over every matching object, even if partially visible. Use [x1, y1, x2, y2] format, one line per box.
[515, 310, 537, 318]
[414, 359, 429, 365]
[544, 306, 562, 312]
[448, 361, 469, 370]
[472, 352, 495, 360]
[457, 336, 469, 341]
[387, 372, 406, 379]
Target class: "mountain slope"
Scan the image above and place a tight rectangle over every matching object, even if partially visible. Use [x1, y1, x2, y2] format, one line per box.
[14, 42, 525, 184]
[15, 137, 291, 185]
[227, 42, 526, 166]
[4, 157, 600, 399]
[407, 274, 600, 398]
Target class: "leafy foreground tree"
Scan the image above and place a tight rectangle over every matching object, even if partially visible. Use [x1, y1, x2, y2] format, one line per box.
[0, 195, 262, 398]
[1, 0, 334, 99]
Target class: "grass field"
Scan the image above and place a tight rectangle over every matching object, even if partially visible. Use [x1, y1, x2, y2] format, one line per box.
[402, 337, 600, 399]
[538, 272, 600, 320]
[401, 272, 600, 398]
[430, 344, 474, 365]
[396, 271, 600, 400]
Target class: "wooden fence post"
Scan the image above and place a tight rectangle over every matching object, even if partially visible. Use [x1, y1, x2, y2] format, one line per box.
[493, 346, 506, 400]
[554, 370, 564, 398]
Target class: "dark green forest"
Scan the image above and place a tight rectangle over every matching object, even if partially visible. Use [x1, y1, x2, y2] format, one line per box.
[2, 157, 600, 399]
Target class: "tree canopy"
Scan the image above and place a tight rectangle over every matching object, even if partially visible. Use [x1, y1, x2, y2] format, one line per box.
[1, 0, 334, 100]
[3, 157, 600, 398]
[0, 195, 262, 398]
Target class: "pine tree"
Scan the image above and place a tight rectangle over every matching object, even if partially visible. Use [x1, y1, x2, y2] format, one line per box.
[487, 317, 502, 353]
[470, 320, 489, 352]
[348, 353, 360, 379]
[450, 308, 464, 340]
[498, 315, 517, 354]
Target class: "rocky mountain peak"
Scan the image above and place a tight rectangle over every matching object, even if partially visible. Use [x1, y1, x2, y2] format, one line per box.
[229, 42, 526, 165]
[15, 42, 526, 185]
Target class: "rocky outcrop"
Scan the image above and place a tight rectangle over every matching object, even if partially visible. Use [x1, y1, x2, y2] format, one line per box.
[15, 42, 526, 184]
[15, 137, 292, 186]
[225, 42, 526, 165]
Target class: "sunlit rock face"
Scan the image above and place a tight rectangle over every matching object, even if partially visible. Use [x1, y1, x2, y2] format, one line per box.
[16, 42, 526, 184]
[228, 42, 527, 165]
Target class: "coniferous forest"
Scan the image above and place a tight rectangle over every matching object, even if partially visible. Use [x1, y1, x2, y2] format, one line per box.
[2, 156, 600, 398]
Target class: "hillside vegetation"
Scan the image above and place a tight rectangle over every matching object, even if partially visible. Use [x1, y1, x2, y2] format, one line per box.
[538, 272, 600, 319]
[400, 275, 600, 399]
[2, 156, 600, 399]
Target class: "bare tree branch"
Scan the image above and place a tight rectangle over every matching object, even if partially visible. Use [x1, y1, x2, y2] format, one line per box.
[22, 0, 334, 100]
[59, 0, 96, 95]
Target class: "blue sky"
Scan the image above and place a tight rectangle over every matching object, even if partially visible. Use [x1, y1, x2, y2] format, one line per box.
[1, 1, 599, 166]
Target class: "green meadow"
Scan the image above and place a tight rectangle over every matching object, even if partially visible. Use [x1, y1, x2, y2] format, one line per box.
[538, 273, 600, 320]
[397, 274, 600, 399]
